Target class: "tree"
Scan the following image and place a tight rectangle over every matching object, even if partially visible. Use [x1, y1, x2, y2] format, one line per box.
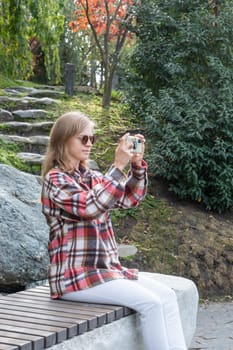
[69, 0, 136, 108]
[60, 0, 99, 87]
[29, 0, 64, 83]
[0, 0, 32, 79]
[125, 0, 233, 212]
[0, 0, 64, 83]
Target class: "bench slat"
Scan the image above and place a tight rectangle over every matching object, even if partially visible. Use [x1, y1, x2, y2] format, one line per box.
[0, 308, 86, 331]
[0, 331, 44, 350]
[0, 324, 54, 348]
[26, 286, 126, 310]
[17, 292, 119, 323]
[0, 306, 88, 335]
[22, 286, 133, 320]
[24, 286, 126, 312]
[0, 320, 66, 345]
[0, 299, 99, 330]
[14, 293, 115, 324]
[0, 336, 31, 350]
[0, 344, 18, 350]
[0, 296, 116, 326]
[0, 315, 77, 339]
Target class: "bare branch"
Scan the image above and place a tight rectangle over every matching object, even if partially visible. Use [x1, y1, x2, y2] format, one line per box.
[81, 0, 105, 62]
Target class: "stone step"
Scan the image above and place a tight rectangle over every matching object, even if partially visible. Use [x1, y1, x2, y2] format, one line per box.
[28, 89, 65, 99]
[0, 96, 59, 111]
[12, 109, 48, 120]
[0, 108, 50, 122]
[0, 134, 49, 153]
[0, 121, 53, 136]
[17, 152, 45, 165]
[5, 85, 63, 95]
[4, 87, 64, 99]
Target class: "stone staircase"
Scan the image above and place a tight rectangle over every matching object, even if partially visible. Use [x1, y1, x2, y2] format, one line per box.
[0, 86, 62, 172]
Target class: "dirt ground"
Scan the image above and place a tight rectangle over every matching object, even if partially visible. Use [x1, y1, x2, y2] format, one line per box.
[115, 177, 233, 299]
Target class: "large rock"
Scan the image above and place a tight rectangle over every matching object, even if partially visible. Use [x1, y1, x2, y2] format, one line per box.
[0, 164, 49, 291]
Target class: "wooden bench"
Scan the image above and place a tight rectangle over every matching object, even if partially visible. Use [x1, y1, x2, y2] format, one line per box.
[0, 285, 134, 350]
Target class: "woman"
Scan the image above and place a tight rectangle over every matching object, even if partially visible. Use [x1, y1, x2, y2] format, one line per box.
[41, 111, 187, 350]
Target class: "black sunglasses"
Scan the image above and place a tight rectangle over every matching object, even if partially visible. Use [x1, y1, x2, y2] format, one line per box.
[78, 135, 96, 145]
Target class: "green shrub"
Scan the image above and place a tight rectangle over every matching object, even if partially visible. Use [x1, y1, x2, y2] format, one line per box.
[125, 0, 233, 212]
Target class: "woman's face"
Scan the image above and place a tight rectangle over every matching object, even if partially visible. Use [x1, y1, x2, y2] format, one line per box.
[65, 123, 94, 168]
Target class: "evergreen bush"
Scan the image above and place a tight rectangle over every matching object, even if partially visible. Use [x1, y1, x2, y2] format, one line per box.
[125, 0, 233, 212]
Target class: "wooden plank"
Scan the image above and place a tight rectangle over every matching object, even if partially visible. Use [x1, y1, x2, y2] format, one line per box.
[0, 344, 18, 350]
[3, 293, 123, 324]
[11, 294, 110, 326]
[0, 323, 56, 348]
[0, 296, 108, 328]
[21, 286, 126, 313]
[0, 331, 44, 350]
[0, 299, 98, 331]
[0, 306, 88, 335]
[23, 286, 49, 294]
[0, 336, 31, 350]
[20, 286, 131, 319]
[25, 287, 126, 312]
[21, 294, 108, 317]
[0, 319, 66, 344]
[0, 315, 77, 339]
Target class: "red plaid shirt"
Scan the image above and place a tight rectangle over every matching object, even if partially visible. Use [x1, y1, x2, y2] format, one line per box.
[41, 161, 147, 299]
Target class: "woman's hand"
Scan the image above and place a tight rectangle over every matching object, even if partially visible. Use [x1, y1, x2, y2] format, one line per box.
[114, 133, 132, 171]
[114, 133, 145, 171]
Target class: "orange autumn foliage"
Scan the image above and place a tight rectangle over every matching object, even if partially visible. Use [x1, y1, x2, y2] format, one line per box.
[69, 0, 134, 41]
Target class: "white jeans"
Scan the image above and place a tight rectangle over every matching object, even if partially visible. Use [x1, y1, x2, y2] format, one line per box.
[60, 273, 187, 350]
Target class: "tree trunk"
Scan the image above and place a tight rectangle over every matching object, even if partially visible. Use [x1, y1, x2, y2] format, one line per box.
[90, 60, 96, 88]
[102, 63, 117, 108]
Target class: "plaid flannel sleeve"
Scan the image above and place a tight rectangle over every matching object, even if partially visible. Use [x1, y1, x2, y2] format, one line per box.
[43, 169, 126, 220]
[112, 160, 148, 209]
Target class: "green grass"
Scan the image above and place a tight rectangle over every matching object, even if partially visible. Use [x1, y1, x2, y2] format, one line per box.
[0, 74, 21, 89]
[0, 74, 43, 90]
[0, 139, 29, 172]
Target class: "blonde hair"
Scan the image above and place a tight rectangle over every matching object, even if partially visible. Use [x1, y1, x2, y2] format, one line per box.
[41, 111, 95, 178]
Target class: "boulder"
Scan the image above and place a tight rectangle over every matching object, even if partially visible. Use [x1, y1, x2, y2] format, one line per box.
[0, 164, 49, 291]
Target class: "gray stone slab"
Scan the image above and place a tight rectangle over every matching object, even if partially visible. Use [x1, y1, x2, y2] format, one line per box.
[190, 301, 233, 350]
[17, 152, 45, 164]
[12, 110, 48, 119]
[0, 134, 49, 145]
